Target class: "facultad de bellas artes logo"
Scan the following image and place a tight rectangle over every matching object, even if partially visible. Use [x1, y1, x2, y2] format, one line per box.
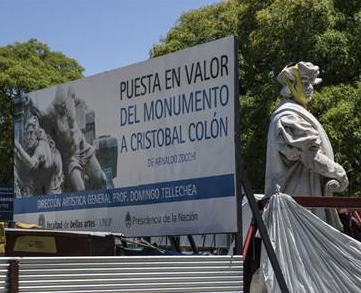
[125, 211, 131, 228]
[38, 214, 45, 227]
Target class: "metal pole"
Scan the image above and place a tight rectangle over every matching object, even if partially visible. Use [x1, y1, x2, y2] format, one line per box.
[187, 235, 199, 254]
[239, 163, 290, 293]
[9, 259, 19, 293]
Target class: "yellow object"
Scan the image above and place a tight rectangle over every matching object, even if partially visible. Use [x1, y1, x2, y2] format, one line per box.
[0, 222, 5, 254]
[282, 67, 308, 107]
[14, 236, 57, 253]
[15, 222, 41, 229]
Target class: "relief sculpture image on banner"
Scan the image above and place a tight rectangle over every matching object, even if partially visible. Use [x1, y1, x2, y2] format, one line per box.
[14, 85, 117, 197]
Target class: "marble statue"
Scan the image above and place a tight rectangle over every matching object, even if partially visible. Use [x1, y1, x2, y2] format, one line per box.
[15, 116, 63, 195]
[265, 61, 348, 222]
[40, 85, 107, 191]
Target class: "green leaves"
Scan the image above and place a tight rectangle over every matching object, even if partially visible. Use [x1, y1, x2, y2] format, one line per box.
[311, 85, 361, 195]
[0, 92, 13, 184]
[150, 0, 240, 57]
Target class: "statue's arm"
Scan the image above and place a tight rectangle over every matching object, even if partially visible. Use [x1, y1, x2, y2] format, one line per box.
[276, 113, 348, 191]
[15, 140, 39, 169]
[310, 152, 348, 191]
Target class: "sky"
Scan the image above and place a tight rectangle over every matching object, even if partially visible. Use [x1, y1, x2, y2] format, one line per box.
[1, 0, 223, 77]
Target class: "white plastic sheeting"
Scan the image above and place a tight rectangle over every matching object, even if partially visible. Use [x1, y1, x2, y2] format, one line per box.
[261, 193, 361, 293]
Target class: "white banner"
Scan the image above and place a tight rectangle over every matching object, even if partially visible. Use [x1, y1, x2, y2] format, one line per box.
[14, 36, 238, 236]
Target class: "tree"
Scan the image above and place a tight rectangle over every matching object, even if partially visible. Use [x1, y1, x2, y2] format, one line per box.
[0, 93, 13, 184]
[0, 39, 84, 183]
[150, 0, 240, 57]
[151, 0, 361, 195]
[310, 85, 361, 196]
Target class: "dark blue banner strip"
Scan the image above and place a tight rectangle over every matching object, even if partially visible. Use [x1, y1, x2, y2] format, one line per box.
[0, 184, 14, 220]
[0, 184, 14, 193]
[14, 174, 235, 214]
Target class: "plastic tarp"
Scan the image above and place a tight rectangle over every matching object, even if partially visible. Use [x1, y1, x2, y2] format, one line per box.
[261, 193, 361, 293]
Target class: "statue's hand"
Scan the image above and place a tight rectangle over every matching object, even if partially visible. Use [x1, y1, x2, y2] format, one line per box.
[324, 175, 348, 196]
[334, 163, 349, 192]
[14, 140, 37, 170]
[14, 140, 24, 154]
[338, 174, 349, 192]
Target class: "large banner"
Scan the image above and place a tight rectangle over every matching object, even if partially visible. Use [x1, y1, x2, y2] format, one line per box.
[13, 36, 239, 237]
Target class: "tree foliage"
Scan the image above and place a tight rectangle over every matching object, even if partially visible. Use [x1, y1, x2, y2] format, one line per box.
[150, 0, 240, 57]
[310, 85, 361, 195]
[0, 39, 84, 183]
[151, 0, 361, 195]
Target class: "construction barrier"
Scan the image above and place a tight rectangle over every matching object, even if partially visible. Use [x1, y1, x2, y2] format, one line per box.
[0, 255, 243, 293]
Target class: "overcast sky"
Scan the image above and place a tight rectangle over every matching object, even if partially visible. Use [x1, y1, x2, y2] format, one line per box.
[1, 0, 222, 76]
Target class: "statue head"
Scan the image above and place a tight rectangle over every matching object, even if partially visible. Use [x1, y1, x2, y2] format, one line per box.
[277, 61, 322, 107]
[25, 116, 40, 151]
[53, 85, 76, 118]
[53, 85, 67, 107]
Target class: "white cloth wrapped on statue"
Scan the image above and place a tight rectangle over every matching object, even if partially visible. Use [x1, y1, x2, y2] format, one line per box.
[261, 192, 361, 293]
